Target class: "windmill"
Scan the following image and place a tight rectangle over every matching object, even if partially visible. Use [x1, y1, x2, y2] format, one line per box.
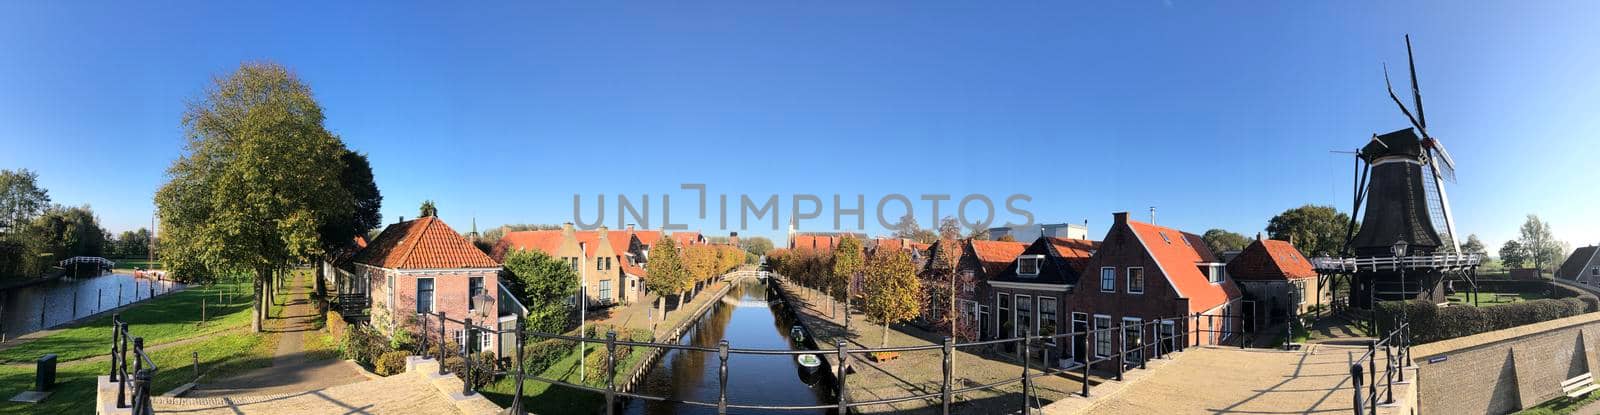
[1382, 34, 1461, 254]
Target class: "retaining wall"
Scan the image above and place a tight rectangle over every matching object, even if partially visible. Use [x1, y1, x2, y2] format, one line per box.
[1410, 311, 1600, 414]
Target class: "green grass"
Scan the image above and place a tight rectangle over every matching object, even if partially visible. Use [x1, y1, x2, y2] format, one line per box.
[1516, 389, 1600, 415]
[480, 340, 654, 415]
[0, 282, 255, 364]
[1447, 290, 1547, 305]
[108, 258, 163, 271]
[0, 329, 274, 415]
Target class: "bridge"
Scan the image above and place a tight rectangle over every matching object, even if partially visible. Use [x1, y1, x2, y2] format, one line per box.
[61, 256, 116, 269]
[720, 269, 765, 282]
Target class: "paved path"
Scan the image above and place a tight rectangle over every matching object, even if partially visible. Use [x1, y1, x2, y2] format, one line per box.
[1051, 344, 1412, 415]
[150, 364, 487, 414]
[188, 270, 368, 397]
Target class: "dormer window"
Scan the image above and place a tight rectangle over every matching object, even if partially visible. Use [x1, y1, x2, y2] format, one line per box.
[1196, 263, 1227, 283]
[1017, 255, 1044, 276]
[1159, 232, 1171, 244]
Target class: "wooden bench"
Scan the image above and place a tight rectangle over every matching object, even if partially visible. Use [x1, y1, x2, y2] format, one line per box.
[1562, 372, 1599, 399]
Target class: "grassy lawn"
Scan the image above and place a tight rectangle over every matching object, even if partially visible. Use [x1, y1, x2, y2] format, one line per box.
[481, 341, 650, 414]
[1516, 390, 1600, 415]
[0, 329, 274, 415]
[0, 282, 255, 364]
[1447, 290, 1547, 305]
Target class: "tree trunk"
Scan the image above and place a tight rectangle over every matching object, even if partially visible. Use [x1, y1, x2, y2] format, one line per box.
[314, 257, 326, 306]
[678, 290, 687, 309]
[657, 296, 665, 320]
[881, 321, 890, 348]
[252, 270, 265, 332]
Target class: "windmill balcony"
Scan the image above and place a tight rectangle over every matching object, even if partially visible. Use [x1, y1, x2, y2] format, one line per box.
[1312, 253, 1482, 273]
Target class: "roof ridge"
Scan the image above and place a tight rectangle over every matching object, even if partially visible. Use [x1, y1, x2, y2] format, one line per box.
[396, 217, 432, 268]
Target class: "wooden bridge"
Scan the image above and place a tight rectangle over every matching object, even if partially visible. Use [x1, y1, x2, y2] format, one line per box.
[60, 256, 116, 269]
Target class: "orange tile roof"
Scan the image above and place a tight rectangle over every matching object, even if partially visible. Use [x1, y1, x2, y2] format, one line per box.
[354, 217, 499, 270]
[1126, 219, 1239, 313]
[1046, 237, 1101, 273]
[492, 230, 565, 262]
[1228, 239, 1317, 281]
[631, 230, 664, 246]
[969, 240, 1029, 277]
[672, 232, 702, 246]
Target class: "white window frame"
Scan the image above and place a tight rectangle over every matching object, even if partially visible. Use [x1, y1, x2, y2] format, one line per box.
[467, 276, 483, 311]
[1093, 315, 1112, 358]
[1294, 280, 1307, 305]
[1123, 317, 1144, 363]
[598, 279, 613, 303]
[996, 293, 1011, 339]
[1017, 255, 1044, 276]
[416, 277, 436, 314]
[1015, 295, 1033, 338]
[1100, 267, 1116, 293]
[1159, 320, 1176, 355]
[479, 328, 493, 351]
[1126, 267, 1144, 294]
[1071, 312, 1089, 361]
[1039, 296, 1058, 346]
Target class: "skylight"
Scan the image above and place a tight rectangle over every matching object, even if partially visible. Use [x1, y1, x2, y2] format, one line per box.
[1159, 232, 1171, 244]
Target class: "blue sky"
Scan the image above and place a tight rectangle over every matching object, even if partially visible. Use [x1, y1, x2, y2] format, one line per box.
[2, 2, 1597, 251]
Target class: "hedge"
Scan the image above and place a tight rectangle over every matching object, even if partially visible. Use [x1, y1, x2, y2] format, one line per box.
[1377, 297, 1597, 344]
[521, 338, 576, 375]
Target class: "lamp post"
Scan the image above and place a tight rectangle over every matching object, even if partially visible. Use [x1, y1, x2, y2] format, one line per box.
[1392, 239, 1410, 331]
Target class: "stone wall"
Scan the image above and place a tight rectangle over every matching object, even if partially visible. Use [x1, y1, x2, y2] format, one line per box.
[1411, 312, 1600, 414]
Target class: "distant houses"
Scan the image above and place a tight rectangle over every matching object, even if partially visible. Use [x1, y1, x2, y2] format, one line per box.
[1227, 234, 1326, 320]
[489, 223, 708, 307]
[1557, 245, 1600, 283]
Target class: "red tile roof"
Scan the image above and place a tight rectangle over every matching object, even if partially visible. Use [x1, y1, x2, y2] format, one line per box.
[969, 240, 1029, 277]
[354, 217, 499, 270]
[1126, 219, 1240, 314]
[1046, 237, 1101, 273]
[491, 230, 565, 262]
[631, 230, 664, 246]
[1227, 239, 1316, 281]
[672, 232, 703, 246]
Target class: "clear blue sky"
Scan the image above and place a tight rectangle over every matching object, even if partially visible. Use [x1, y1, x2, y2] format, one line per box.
[2, 2, 1597, 251]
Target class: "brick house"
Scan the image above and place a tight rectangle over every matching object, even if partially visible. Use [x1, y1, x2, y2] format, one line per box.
[350, 216, 513, 356]
[1227, 235, 1327, 323]
[1071, 212, 1242, 370]
[919, 239, 1029, 340]
[986, 236, 1098, 367]
[491, 224, 636, 307]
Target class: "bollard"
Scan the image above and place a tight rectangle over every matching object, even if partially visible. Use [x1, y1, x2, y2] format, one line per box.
[98, 289, 103, 314]
[942, 337, 954, 415]
[73, 288, 78, 319]
[718, 340, 729, 415]
[837, 340, 849, 414]
[201, 298, 207, 324]
[39, 298, 47, 330]
[605, 331, 617, 415]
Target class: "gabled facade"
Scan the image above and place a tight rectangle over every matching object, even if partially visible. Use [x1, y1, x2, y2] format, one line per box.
[1227, 235, 1327, 319]
[1557, 245, 1600, 283]
[987, 236, 1097, 367]
[350, 216, 508, 356]
[491, 224, 635, 307]
[917, 239, 1029, 340]
[1070, 212, 1242, 370]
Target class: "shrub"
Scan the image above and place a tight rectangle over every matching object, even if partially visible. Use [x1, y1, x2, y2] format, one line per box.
[582, 342, 632, 386]
[443, 353, 497, 389]
[375, 351, 410, 376]
[339, 324, 390, 365]
[326, 310, 349, 339]
[521, 339, 575, 374]
[1378, 297, 1597, 344]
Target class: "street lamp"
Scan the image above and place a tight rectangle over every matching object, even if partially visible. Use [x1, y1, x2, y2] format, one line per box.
[1392, 239, 1410, 330]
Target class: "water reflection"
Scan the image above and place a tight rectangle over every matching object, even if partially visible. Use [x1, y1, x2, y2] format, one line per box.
[626, 278, 834, 415]
[1, 273, 184, 339]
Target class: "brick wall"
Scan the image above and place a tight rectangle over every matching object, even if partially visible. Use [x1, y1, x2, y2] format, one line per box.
[1411, 312, 1600, 414]
[386, 268, 503, 354]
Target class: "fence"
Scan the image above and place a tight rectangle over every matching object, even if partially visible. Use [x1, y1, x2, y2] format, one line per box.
[412, 306, 1248, 415]
[108, 314, 158, 415]
[1347, 320, 1412, 415]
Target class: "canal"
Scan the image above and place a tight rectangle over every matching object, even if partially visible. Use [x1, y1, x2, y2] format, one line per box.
[624, 277, 835, 415]
[0, 272, 184, 340]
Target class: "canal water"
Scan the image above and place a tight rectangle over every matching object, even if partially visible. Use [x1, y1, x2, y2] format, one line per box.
[625, 277, 835, 415]
[0, 273, 184, 340]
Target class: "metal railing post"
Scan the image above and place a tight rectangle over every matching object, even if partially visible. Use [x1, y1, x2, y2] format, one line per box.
[1367, 340, 1377, 415]
[419, 312, 430, 358]
[606, 331, 617, 415]
[942, 337, 954, 415]
[1139, 321, 1148, 369]
[512, 317, 526, 415]
[718, 340, 730, 415]
[463, 317, 474, 396]
[118, 321, 129, 408]
[131, 337, 144, 408]
[1384, 343, 1395, 404]
[837, 340, 849, 414]
[1116, 321, 1126, 382]
[109, 315, 121, 381]
[1020, 328, 1032, 414]
[438, 312, 447, 375]
[1350, 362, 1365, 415]
[1192, 312, 1201, 348]
[1081, 330, 1091, 397]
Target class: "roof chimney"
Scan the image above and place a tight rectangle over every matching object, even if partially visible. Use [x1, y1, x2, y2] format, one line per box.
[1149, 206, 1157, 224]
[399, 216, 405, 223]
[597, 225, 609, 239]
[1113, 212, 1129, 225]
[626, 224, 635, 232]
[562, 222, 576, 238]
[1256, 232, 1264, 241]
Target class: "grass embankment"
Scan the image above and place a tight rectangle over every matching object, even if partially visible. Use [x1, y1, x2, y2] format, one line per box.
[1516, 391, 1600, 415]
[481, 340, 648, 414]
[0, 281, 274, 415]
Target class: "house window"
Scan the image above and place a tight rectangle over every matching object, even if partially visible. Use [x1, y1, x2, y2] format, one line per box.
[1123, 317, 1144, 363]
[1127, 267, 1144, 294]
[1294, 280, 1307, 305]
[479, 329, 493, 351]
[416, 278, 435, 314]
[468, 277, 484, 310]
[962, 270, 976, 293]
[1094, 315, 1112, 357]
[598, 279, 613, 303]
[1015, 295, 1033, 337]
[997, 293, 1012, 339]
[1100, 267, 1116, 292]
[1039, 297, 1058, 345]
[1201, 264, 1226, 283]
[1592, 268, 1598, 276]
[1018, 256, 1042, 276]
[567, 257, 579, 271]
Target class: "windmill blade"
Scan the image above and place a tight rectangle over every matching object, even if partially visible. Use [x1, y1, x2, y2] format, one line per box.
[1406, 34, 1427, 130]
[1428, 159, 1462, 254]
[1428, 141, 1457, 182]
[1384, 64, 1426, 134]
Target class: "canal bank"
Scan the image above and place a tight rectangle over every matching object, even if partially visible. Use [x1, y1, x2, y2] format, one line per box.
[0, 272, 185, 341]
[622, 275, 837, 414]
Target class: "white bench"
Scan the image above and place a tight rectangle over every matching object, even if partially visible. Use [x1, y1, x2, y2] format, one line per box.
[1562, 373, 1599, 399]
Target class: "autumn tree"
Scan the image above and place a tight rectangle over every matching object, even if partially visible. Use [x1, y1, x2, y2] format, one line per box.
[937, 216, 963, 241]
[156, 62, 356, 332]
[862, 247, 921, 347]
[830, 236, 864, 318]
[501, 249, 578, 333]
[1266, 205, 1356, 256]
[684, 244, 719, 293]
[925, 238, 968, 340]
[646, 237, 689, 318]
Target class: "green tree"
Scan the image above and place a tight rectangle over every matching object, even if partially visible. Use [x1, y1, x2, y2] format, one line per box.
[1266, 205, 1356, 257]
[1499, 240, 1526, 268]
[18, 205, 107, 268]
[830, 236, 864, 318]
[739, 236, 774, 257]
[646, 237, 688, 319]
[155, 62, 355, 332]
[419, 200, 438, 218]
[501, 249, 578, 334]
[1519, 215, 1563, 274]
[1201, 229, 1251, 255]
[0, 169, 51, 235]
[862, 247, 921, 347]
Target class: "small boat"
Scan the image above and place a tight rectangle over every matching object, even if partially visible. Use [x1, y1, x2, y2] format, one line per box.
[790, 325, 806, 343]
[796, 354, 823, 374]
